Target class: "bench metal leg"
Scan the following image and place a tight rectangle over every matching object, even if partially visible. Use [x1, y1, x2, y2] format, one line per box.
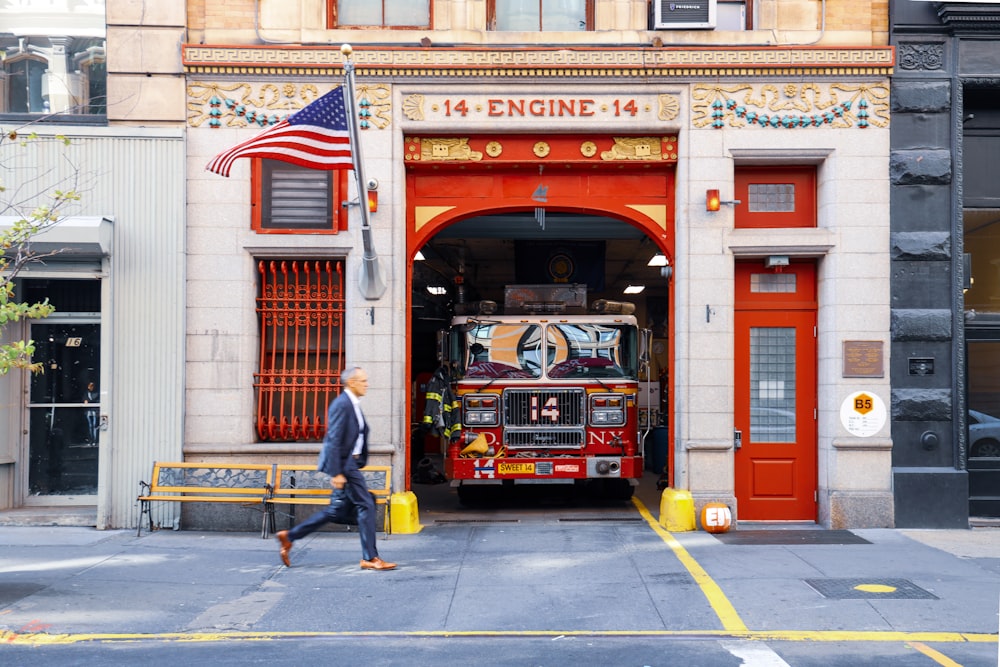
[261, 501, 275, 539]
[137, 499, 151, 537]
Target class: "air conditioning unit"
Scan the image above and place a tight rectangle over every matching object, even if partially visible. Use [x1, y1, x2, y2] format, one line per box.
[654, 0, 716, 30]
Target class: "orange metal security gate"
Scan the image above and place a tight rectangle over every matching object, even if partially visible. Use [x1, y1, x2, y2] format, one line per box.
[254, 259, 345, 441]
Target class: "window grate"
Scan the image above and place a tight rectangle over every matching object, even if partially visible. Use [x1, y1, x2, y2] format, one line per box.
[254, 259, 345, 441]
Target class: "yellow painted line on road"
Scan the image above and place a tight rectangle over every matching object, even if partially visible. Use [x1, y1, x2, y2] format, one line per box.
[2, 629, 996, 646]
[907, 641, 966, 667]
[632, 496, 748, 633]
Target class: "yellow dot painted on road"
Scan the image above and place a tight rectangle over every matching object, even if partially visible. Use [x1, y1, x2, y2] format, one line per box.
[854, 584, 897, 593]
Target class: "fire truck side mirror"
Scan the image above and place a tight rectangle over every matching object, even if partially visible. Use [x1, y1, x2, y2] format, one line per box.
[639, 329, 652, 366]
[436, 329, 449, 363]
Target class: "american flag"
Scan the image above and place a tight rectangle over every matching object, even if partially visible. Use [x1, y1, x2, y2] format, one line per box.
[206, 87, 353, 177]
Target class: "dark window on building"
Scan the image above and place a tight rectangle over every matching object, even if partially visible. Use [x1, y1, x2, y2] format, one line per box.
[1, 36, 106, 119]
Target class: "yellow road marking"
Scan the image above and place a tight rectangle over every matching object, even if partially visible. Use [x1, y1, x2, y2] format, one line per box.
[907, 641, 966, 667]
[1, 629, 996, 646]
[632, 496, 748, 633]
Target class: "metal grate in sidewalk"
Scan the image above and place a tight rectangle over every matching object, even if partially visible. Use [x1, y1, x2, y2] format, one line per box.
[805, 578, 938, 600]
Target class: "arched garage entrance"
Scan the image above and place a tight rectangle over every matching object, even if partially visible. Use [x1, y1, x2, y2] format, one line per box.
[404, 134, 677, 497]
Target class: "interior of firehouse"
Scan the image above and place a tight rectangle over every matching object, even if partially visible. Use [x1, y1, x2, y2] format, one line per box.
[405, 135, 675, 513]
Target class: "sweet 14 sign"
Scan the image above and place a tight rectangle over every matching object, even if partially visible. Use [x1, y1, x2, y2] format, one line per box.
[840, 391, 887, 438]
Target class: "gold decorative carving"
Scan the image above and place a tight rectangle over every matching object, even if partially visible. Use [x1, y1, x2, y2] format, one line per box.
[485, 141, 503, 158]
[691, 82, 890, 130]
[403, 94, 425, 121]
[601, 137, 666, 161]
[184, 45, 895, 79]
[187, 80, 391, 129]
[188, 81, 320, 128]
[356, 84, 391, 129]
[533, 141, 551, 158]
[580, 141, 597, 158]
[658, 95, 680, 121]
[419, 138, 483, 162]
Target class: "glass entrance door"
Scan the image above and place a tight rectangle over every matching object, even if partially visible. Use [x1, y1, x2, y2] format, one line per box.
[27, 320, 101, 499]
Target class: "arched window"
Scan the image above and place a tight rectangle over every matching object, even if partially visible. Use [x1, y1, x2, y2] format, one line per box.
[4, 54, 48, 113]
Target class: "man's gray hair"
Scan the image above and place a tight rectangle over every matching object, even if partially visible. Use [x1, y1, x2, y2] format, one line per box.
[341, 366, 363, 384]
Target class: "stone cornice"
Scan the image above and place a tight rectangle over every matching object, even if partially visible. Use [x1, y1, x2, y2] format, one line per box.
[183, 44, 894, 78]
[938, 2, 1000, 32]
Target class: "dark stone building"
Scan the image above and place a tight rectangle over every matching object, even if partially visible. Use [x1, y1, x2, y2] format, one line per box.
[891, 1, 1000, 526]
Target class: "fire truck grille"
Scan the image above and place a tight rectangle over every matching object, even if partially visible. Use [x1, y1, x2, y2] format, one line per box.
[503, 389, 585, 450]
[505, 429, 585, 449]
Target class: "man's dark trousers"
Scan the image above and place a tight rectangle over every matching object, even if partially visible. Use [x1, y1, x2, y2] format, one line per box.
[286, 456, 379, 561]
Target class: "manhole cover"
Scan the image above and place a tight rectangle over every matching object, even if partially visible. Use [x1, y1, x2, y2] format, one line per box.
[805, 578, 938, 600]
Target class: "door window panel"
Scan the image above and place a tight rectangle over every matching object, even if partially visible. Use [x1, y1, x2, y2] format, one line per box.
[750, 327, 796, 443]
[28, 322, 101, 495]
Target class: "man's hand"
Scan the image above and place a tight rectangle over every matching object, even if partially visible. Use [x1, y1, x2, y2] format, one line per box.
[331, 474, 347, 489]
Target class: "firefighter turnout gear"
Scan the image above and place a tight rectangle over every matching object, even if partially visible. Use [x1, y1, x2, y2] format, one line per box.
[422, 365, 462, 442]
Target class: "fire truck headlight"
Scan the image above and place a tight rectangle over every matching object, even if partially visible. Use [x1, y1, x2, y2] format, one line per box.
[466, 411, 497, 425]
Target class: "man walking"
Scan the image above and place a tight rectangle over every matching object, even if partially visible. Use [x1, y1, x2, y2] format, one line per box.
[276, 366, 397, 571]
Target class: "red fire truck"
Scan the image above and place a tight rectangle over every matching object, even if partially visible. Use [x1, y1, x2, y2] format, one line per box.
[437, 285, 649, 503]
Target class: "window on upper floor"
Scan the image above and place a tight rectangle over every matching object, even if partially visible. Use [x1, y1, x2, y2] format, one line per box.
[251, 159, 350, 234]
[718, 0, 751, 30]
[651, 0, 751, 31]
[734, 167, 816, 229]
[328, 0, 431, 28]
[489, 0, 594, 31]
[0, 0, 106, 122]
[0, 36, 107, 119]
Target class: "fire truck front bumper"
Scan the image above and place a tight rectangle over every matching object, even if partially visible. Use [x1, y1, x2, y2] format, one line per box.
[446, 455, 643, 483]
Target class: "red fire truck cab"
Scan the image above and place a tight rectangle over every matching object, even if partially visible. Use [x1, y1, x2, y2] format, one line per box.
[437, 285, 650, 503]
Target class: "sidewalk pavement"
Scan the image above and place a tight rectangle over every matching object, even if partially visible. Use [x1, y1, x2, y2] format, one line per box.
[0, 482, 998, 651]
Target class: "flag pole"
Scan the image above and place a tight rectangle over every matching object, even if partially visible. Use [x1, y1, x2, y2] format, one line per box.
[341, 43, 386, 301]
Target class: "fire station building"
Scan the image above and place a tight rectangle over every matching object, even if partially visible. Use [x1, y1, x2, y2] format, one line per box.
[178, 0, 895, 531]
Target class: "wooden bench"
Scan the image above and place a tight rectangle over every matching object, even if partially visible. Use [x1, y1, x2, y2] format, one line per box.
[266, 464, 392, 538]
[137, 462, 275, 538]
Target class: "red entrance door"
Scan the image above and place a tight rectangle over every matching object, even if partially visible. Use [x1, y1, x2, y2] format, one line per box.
[734, 261, 817, 520]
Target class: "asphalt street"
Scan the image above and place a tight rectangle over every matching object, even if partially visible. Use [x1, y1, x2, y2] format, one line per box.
[1, 478, 998, 666]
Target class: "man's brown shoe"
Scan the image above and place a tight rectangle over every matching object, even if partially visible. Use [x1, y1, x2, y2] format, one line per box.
[276, 530, 292, 567]
[360, 557, 396, 571]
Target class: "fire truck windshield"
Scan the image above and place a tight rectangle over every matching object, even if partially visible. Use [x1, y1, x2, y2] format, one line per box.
[459, 321, 638, 380]
[463, 323, 543, 379]
[546, 323, 637, 379]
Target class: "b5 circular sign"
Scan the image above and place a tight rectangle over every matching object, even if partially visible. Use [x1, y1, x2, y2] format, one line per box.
[840, 391, 887, 437]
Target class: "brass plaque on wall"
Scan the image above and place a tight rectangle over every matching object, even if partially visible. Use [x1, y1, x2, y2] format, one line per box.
[843, 340, 884, 378]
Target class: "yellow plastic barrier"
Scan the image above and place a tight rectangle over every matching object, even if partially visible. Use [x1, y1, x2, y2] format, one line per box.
[390, 491, 423, 534]
[658, 488, 696, 532]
